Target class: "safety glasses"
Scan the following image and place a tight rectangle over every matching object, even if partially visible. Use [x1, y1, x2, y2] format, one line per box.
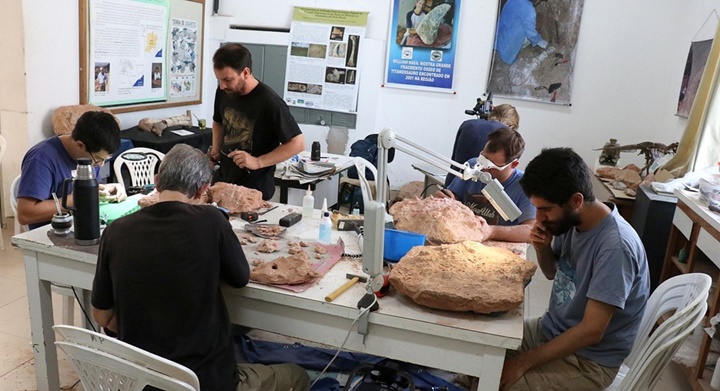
[476, 154, 516, 171]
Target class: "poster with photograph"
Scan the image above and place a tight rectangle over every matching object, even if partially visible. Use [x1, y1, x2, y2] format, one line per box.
[384, 0, 460, 92]
[283, 7, 368, 113]
[169, 17, 199, 98]
[677, 39, 713, 117]
[88, 0, 169, 106]
[487, 0, 584, 105]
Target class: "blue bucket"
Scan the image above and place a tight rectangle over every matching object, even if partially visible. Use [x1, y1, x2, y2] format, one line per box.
[384, 229, 426, 262]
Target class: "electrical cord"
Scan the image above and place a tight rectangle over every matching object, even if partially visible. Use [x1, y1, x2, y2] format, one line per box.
[71, 286, 97, 332]
[308, 293, 378, 389]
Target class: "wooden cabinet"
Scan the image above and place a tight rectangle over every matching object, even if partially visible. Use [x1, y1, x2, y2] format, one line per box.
[660, 190, 720, 391]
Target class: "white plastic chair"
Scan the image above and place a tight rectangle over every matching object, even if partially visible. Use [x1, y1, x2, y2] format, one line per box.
[606, 273, 711, 390]
[112, 147, 165, 189]
[54, 325, 199, 391]
[12, 175, 76, 324]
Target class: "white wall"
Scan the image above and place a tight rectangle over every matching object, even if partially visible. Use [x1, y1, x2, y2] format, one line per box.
[9, 0, 718, 194]
[213, 0, 717, 188]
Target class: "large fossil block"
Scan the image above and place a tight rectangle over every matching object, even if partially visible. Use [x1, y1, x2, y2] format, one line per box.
[389, 241, 536, 314]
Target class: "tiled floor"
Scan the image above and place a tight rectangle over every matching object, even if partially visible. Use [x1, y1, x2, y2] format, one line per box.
[0, 219, 691, 390]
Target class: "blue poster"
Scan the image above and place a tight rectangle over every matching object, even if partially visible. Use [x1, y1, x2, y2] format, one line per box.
[384, 0, 460, 92]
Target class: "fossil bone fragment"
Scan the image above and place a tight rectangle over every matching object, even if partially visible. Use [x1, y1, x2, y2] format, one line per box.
[415, 4, 451, 45]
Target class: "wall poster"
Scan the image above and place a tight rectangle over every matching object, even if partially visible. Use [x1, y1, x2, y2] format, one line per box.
[87, 0, 170, 106]
[169, 17, 199, 98]
[384, 0, 460, 93]
[487, 0, 584, 105]
[677, 39, 713, 118]
[283, 7, 369, 113]
[80, 0, 205, 112]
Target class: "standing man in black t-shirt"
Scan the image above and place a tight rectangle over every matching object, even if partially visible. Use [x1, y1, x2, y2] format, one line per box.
[210, 43, 305, 200]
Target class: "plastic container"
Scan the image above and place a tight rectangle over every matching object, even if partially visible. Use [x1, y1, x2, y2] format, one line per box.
[302, 186, 314, 219]
[383, 229, 426, 262]
[319, 211, 332, 243]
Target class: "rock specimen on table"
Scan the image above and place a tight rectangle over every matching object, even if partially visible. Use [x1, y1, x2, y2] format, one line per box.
[138, 190, 160, 208]
[257, 239, 281, 253]
[138, 114, 192, 137]
[208, 182, 264, 213]
[415, 4, 451, 45]
[52, 105, 119, 136]
[389, 241, 537, 314]
[250, 252, 319, 285]
[389, 197, 486, 244]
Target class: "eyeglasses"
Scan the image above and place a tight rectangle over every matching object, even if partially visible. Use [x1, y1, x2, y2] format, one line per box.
[88, 151, 112, 166]
[476, 154, 517, 171]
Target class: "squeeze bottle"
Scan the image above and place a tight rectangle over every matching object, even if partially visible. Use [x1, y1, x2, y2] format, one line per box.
[319, 211, 332, 243]
[302, 186, 314, 218]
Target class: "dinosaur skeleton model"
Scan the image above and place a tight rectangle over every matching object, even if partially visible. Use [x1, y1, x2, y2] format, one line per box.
[595, 141, 679, 176]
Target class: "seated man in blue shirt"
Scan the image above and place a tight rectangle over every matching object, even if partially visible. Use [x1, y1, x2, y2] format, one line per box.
[435, 127, 535, 242]
[17, 111, 121, 230]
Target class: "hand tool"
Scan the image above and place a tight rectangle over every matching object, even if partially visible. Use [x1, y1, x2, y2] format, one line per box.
[241, 205, 278, 222]
[325, 273, 368, 302]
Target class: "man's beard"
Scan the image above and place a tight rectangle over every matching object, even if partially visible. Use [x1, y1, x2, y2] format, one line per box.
[543, 205, 581, 236]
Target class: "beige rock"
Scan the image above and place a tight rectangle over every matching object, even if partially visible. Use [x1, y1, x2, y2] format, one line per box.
[208, 182, 264, 213]
[389, 241, 536, 314]
[250, 252, 319, 285]
[415, 4, 451, 45]
[389, 197, 486, 244]
[51, 105, 119, 135]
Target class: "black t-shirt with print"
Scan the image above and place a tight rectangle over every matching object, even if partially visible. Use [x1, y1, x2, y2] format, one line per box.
[212, 83, 302, 199]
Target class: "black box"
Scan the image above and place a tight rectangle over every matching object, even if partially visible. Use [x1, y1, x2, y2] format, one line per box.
[279, 212, 302, 227]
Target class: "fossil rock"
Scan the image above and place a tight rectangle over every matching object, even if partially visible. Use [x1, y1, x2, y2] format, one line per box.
[208, 182, 264, 213]
[250, 252, 319, 285]
[389, 197, 486, 244]
[52, 105, 119, 136]
[415, 4, 451, 45]
[389, 241, 536, 314]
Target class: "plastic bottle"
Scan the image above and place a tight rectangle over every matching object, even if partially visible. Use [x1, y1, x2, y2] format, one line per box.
[319, 211, 332, 243]
[322, 198, 328, 215]
[351, 200, 361, 216]
[302, 186, 314, 219]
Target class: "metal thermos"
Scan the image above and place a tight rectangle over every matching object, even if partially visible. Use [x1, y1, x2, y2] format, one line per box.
[311, 141, 321, 161]
[62, 158, 100, 245]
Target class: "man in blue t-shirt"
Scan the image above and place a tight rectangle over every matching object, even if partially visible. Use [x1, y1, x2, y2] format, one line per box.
[499, 148, 650, 391]
[17, 111, 121, 230]
[436, 127, 535, 243]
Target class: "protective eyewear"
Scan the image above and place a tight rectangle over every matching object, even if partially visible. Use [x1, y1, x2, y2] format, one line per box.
[475, 154, 516, 171]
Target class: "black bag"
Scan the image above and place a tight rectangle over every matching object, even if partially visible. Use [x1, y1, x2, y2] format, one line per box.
[347, 134, 395, 180]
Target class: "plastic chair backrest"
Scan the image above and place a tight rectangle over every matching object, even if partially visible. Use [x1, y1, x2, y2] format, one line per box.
[54, 325, 199, 391]
[354, 157, 378, 206]
[113, 147, 165, 188]
[606, 273, 711, 390]
[10, 175, 29, 234]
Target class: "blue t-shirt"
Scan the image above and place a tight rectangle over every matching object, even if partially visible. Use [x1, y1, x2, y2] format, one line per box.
[446, 158, 535, 226]
[495, 0, 542, 64]
[542, 204, 650, 367]
[19, 136, 99, 230]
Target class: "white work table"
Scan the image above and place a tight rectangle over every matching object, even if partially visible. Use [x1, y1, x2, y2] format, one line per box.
[12, 202, 526, 391]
